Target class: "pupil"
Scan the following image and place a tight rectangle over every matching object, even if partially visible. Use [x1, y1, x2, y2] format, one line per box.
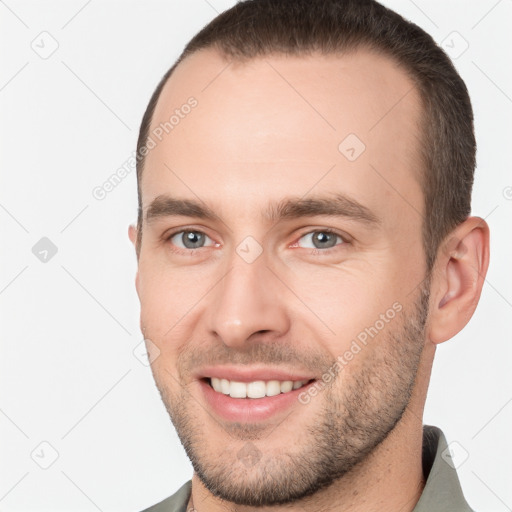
[183, 231, 204, 249]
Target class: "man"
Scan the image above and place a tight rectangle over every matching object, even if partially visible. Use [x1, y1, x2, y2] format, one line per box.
[129, 0, 490, 510]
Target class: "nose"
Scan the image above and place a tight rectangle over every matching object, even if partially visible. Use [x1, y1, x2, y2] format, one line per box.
[205, 256, 291, 349]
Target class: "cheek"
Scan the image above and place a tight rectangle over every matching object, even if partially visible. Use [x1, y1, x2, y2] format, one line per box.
[290, 265, 399, 339]
[137, 266, 200, 342]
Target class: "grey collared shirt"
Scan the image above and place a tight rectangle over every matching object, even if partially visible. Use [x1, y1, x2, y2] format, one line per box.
[141, 425, 474, 512]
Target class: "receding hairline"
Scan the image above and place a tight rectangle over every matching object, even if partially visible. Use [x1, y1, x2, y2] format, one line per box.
[139, 43, 426, 182]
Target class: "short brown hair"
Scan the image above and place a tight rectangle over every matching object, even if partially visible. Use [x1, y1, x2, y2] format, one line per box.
[135, 0, 475, 270]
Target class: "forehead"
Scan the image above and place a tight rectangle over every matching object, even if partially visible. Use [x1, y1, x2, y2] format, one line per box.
[142, 47, 423, 226]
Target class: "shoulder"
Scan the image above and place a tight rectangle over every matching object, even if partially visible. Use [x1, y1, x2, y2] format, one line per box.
[140, 480, 192, 512]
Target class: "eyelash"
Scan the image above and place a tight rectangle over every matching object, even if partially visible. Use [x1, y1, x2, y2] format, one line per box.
[291, 228, 347, 253]
[164, 227, 348, 256]
[164, 228, 218, 256]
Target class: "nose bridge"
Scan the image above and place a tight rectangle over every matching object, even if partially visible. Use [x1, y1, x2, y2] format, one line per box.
[206, 247, 290, 347]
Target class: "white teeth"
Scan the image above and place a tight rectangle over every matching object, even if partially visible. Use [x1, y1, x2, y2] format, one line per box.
[247, 381, 266, 399]
[230, 381, 247, 398]
[280, 380, 293, 393]
[220, 378, 230, 394]
[266, 380, 281, 397]
[209, 378, 309, 398]
[211, 377, 222, 392]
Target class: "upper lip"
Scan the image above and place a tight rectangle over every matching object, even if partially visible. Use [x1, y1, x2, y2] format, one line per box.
[196, 365, 316, 383]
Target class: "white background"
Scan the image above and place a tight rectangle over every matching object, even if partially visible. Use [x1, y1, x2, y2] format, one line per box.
[1, 0, 511, 510]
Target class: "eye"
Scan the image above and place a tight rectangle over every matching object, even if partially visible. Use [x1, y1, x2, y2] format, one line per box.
[168, 230, 217, 250]
[295, 229, 345, 250]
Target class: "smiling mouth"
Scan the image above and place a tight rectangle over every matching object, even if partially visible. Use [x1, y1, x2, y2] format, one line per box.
[202, 377, 316, 399]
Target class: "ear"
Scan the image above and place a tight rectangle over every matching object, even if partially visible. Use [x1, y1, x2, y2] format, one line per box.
[128, 223, 137, 247]
[427, 217, 490, 345]
[128, 224, 140, 297]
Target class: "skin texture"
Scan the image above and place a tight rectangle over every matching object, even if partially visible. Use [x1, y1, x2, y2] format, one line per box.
[129, 48, 489, 512]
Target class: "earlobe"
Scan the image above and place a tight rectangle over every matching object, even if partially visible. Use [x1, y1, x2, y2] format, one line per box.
[134, 270, 140, 299]
[128, 224, 137, 246]
[128, 224, 141, 297]
[428, 217, 490, 345]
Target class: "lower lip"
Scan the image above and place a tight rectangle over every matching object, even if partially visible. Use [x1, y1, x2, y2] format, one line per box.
[199, 379, 316, 422]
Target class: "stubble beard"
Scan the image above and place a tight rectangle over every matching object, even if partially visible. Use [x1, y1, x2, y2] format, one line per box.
[152, 283, 430, 507]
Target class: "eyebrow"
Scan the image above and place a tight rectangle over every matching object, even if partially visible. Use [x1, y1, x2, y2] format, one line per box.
[144, 193, 380, 226]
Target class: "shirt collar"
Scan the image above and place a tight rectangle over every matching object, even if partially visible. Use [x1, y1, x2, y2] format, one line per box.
[412, 425, 474, 512]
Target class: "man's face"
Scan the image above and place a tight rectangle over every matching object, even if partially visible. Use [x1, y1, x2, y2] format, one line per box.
[134, 48, 430, 505]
